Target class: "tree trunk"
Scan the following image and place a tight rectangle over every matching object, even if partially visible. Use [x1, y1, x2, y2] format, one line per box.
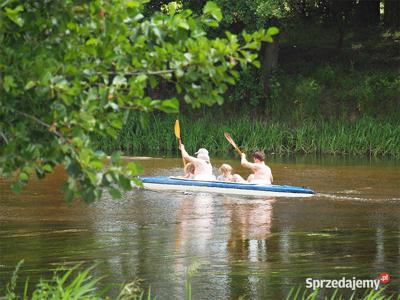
[356, 0, 381, 25]
[262, 34, 280, 97]
[384, 0, 400, 28]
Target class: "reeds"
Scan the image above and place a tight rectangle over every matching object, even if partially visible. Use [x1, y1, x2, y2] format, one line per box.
[94, 113, 400, 159]
[285, 286, 399, 300]
[1, 261, 154, 300]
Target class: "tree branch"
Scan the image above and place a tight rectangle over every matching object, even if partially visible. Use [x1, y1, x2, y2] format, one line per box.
[0, 131, 8, 143]
[14, 110, 64, 138]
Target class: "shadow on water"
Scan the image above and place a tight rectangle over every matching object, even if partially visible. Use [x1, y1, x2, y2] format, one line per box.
[0, 156, 400, 298]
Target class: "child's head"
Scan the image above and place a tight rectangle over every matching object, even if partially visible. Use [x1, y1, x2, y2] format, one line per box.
[252, 150, 265, 162]
[219, 164, 233, 176]
[184, 162, 195, 175]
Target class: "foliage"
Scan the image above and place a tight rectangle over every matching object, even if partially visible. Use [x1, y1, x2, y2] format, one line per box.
[0, 0, 277, 202]
[210, 0, 286, 29]
[226, 68, 266, 108]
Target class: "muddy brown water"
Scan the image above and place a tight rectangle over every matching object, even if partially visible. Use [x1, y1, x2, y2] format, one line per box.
[0, 156, 399, 299]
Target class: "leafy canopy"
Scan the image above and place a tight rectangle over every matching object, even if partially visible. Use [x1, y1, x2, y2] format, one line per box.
[0, 0, 278, 202]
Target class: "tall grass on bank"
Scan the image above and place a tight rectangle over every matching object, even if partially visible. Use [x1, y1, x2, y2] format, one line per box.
[285, 286, 398, 300]
[2, 262, 399, 300]
[93, 113, 400, 158]
[1, 261, 153, 300]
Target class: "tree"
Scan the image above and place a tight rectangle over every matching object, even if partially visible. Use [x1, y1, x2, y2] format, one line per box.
[355, 0, 380, 26]
[0, 0, 277, 202]
[384, 0, 400, 28]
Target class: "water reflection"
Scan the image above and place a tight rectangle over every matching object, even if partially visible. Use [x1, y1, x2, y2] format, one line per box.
[175, 193, 215, 253]
[173, 192, 276, 299]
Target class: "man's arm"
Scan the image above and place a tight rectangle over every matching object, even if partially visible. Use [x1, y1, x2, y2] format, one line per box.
[180, 144, 198, 163]
[241, 153, 258, 169]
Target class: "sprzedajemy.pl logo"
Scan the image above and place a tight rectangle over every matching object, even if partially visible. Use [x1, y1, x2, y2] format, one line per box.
[305, 273, 391, 291]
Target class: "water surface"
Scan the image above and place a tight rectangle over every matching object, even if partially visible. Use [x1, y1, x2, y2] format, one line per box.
[1, 156, 399, 298]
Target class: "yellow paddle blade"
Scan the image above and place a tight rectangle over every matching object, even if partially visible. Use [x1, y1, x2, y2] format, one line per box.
[174, 120, 181, 139]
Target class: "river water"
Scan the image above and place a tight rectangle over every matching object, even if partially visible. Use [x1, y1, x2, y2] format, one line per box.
[0, 156, 399, 299]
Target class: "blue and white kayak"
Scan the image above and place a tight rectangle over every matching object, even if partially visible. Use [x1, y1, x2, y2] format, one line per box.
[140, 176, 314, 197]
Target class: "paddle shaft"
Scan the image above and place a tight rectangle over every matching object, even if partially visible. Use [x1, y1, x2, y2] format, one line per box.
[174, 120, 186, 166]
[224, 132, 243, 155]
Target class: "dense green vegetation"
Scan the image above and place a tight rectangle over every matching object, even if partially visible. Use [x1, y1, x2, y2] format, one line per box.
[96, 113, 400, 158]
[1, 0, 399, 201]
[97, 1, 400, 158]
[0, 1, 275, 202]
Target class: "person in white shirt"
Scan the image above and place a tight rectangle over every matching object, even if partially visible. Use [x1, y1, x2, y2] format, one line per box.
[179, 144, 216, 181]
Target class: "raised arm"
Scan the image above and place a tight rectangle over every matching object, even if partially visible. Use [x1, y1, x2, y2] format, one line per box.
[179, 144, 197, 163]
[241, 153, 258, 169]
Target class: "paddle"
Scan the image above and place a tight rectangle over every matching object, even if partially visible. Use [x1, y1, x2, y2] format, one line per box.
[174, 120, 186, 166]
[224, 132, 243, 155]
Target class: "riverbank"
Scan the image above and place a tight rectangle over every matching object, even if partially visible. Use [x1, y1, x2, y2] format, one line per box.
[94, 113, 400, 158]
[92, 26, 400, 158]
[2, 262, 396, 300]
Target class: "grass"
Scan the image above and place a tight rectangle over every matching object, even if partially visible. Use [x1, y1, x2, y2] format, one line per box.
[2, 262, 399, 300]
[1, 261, 154, 300]
[93, 113, 400, 159]
[285, 286, 399, 300]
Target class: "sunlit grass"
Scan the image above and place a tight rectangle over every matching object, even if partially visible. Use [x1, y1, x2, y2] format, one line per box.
[94, 113, 400, 159]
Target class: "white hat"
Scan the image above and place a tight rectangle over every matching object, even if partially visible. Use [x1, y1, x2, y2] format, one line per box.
[195, 148, 210, 162]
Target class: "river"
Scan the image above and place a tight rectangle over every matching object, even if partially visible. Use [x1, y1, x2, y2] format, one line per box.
[0, 156, 399, 299]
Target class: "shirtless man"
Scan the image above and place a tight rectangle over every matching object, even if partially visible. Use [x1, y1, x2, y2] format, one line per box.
[179, 144, 216, 181]
[237, 150, 273, 184]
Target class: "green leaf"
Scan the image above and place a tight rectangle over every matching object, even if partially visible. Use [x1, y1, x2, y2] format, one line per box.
[11, 182, 22, 194]
[112, 75, 127, 87]
[3, 75, 16, 92]
[89, 160, 104, 169]
[127, 162, 142, 174]
[159, 98, 179, 113]
[119, 176, 132, 191]
[43, 164, 53, 173]
[111, 119, 123, 129]
[24, 81, 36, 90]
[81, 188, 95, 203]
[252, 60, 260, 68]
[5, 5, 24, 27]
[19, 172, 29, 181]
[85, 38, 98, 46]
[167, 2, 177, 15]
[203, 1, 222, 22]
[109, 187, 122, 199]
[175, 16, 189, 30]
[135, 74, 147, 83]
[64, 188, 74, 203]
[267, 27, 280, 36]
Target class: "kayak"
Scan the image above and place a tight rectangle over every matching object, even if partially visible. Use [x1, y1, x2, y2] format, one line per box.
[140, 176, 315, 197]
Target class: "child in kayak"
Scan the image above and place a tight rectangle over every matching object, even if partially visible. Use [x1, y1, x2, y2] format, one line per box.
[235, 150, 273, 184]
[217, 164, 235, 182]
[217, 164, 243, 182]
[179, 144, 216, 181]
[183, 162, 195, 179]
